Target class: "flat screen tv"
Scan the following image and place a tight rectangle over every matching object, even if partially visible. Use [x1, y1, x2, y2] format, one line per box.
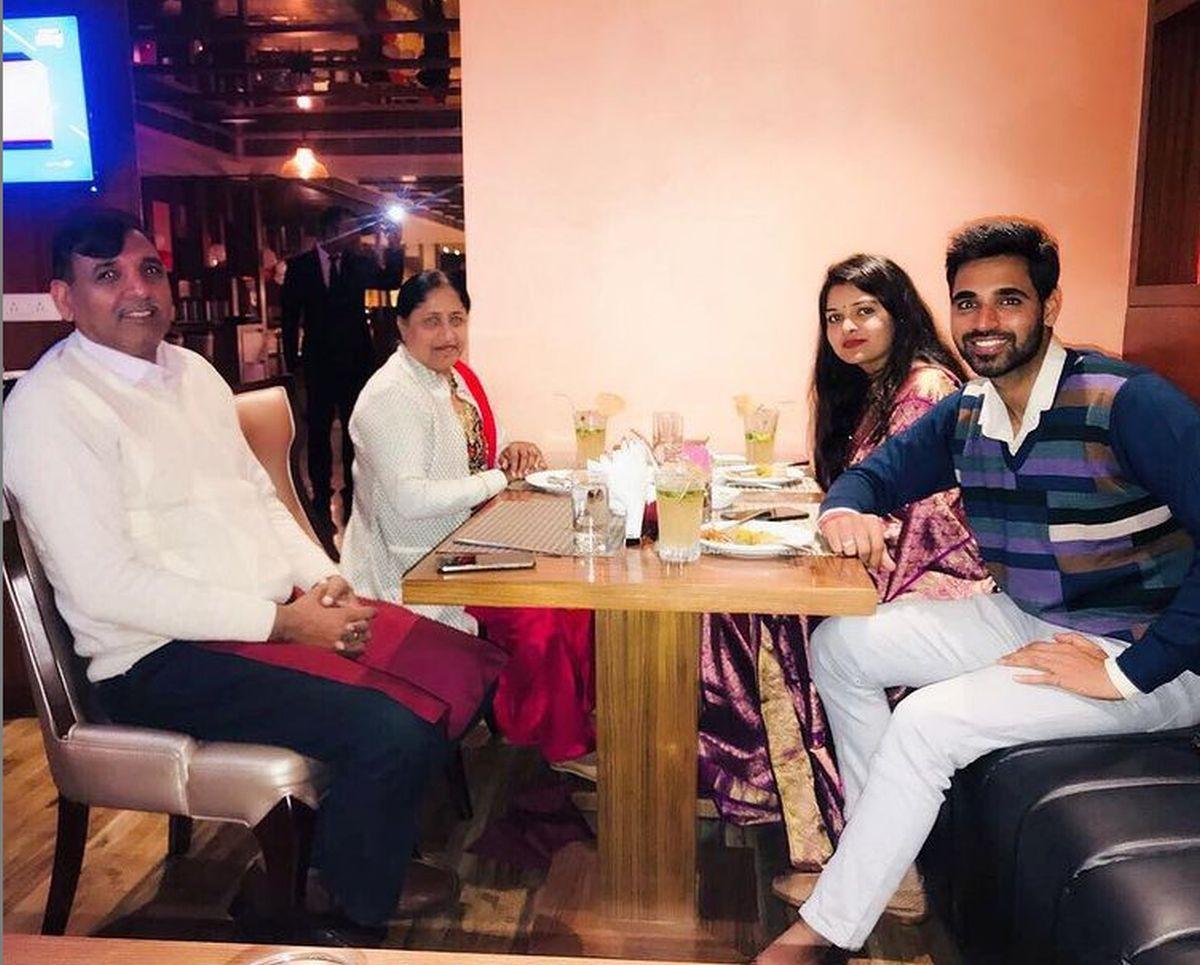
[3, 16, 95, 184]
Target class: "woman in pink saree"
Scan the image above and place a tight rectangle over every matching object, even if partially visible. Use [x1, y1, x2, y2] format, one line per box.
[699, 255, 992, 896]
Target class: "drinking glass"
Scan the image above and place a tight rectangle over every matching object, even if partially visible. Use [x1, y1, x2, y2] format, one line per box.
[652, 411, 684, 462]
[654, 463, 706, 563]
[573, 409, 608, 467]
[571, 471, 611, 555]
[743, 406, 779, 465]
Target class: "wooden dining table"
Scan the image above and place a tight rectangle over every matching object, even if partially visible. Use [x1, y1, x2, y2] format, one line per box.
[1, 933, 696, 964]
[402, 488, 876, 927]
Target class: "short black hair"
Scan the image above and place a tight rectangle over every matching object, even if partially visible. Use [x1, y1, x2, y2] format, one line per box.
[396, 270, 471, 319]
[945, 218, 1060, 301]
[319, 205, 353, 239]
[51, 208, 147, 283]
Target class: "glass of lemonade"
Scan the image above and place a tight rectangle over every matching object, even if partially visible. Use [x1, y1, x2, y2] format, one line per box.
[654, 463, 706, 564]
[743, 405, 779, 466]
[573, 409, 608, 467]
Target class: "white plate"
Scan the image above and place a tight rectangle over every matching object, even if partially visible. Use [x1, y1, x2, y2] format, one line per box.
[523, 469, 574, 494]
[712, 452, 747, 467]
[527, 469, 666, 507]
[718, 463, 808, 487]
[699, 519, 818, 558]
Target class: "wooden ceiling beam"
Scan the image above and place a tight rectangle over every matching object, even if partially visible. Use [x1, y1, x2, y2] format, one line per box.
[208, 111, 460, 133]
[244, 135, 462, 156]
[134, 17, 459, 39]
[132, 57, 460, 76]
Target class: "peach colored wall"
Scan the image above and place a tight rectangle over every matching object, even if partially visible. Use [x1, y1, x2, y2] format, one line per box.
[460, 0, 1146, 460]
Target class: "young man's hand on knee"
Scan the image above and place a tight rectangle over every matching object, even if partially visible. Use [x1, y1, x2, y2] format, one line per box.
[999, 633, 1122, 700]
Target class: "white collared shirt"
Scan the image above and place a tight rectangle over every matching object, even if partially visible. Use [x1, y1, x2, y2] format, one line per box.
[4, 331, 338, 681]
[73, 330, 175, 388]
[973, 337, 1067, 454]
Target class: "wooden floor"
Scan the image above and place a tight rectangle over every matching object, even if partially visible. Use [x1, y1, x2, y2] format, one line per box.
[3, 717, 961, 963]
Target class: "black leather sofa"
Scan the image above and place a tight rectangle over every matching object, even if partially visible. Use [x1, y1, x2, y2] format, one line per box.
[927, 727, 1200, 964]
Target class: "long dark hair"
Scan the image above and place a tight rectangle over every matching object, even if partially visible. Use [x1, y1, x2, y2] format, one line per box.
[812, 254, 964, 490]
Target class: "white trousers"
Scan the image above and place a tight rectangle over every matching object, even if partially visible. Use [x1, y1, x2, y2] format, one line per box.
[800, 592, 1200, 950]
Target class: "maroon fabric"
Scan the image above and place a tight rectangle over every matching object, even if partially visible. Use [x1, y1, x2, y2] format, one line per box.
[467, 781, 593, 871]
[201, 597, 508, 740]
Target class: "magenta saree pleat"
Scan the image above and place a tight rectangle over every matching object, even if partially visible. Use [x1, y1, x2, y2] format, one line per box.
[698, 364, 993, 865]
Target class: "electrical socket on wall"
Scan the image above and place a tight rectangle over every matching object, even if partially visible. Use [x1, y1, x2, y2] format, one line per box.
[3, 294, 62, 323]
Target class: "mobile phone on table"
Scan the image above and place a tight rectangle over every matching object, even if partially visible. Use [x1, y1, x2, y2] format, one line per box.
[768, 507, 810, 521]
[436, 551, 537, 573]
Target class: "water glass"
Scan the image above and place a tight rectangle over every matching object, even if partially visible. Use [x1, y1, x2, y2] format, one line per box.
[573, 409, 608, 468]
[571, 472, 611, 555]
[743, 405, 779, 465]
[654, 464, 706, 564]
[652, 411, 684, 462]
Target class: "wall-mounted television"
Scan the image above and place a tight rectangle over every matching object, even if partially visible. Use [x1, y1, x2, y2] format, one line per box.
[3, 16, 95, 184]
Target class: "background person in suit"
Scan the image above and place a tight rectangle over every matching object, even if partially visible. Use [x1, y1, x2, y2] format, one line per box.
[282, 205, 404, 537]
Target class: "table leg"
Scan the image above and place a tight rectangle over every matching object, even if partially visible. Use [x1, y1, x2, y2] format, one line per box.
[595, 609, 701, 923]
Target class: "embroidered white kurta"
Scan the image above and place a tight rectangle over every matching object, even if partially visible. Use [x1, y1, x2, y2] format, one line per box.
[340, 346, 508, 632]
[3, 332, 337, 681]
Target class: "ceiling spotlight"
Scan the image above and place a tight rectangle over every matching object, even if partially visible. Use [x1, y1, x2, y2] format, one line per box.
[385, 203, 406, 223]
[295, 94, 313, 110]
[453, 248, 461, 256]
[280, 146, 329, 180]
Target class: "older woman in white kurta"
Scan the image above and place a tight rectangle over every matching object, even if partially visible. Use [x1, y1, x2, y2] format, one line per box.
[341, 271, 597, 771]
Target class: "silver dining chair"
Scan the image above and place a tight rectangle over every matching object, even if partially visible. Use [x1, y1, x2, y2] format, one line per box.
[2, 380, 333, 936]
[2, 495, 330, 935]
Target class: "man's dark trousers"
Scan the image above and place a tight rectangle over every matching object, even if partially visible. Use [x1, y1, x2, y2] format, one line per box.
[305, 366, 367, 527]
[96, 641, 447, 926]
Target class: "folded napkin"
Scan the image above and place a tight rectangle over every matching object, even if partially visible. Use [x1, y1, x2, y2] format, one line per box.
[588, 436, 653, 539]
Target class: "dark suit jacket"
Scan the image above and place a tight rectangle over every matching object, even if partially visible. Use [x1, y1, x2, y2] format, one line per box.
[280, 246, 404, 383]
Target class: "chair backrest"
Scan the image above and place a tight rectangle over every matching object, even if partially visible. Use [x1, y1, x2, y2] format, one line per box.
[234, 384, 320, 546]
[1, 385, 318, 748]
[2, 499, 96, 742]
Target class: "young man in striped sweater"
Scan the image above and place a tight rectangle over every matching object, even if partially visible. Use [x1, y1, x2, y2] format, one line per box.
[758, 218, 1200, 964]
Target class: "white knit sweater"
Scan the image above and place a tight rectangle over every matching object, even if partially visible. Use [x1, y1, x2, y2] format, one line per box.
[340, 346, 508, 632]
[3, 332, 337, 681]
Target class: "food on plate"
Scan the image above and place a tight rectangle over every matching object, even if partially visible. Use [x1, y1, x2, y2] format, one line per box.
[700, 526, 780, 546]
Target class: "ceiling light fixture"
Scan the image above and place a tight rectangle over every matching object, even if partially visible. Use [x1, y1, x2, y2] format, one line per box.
[280, 146, 329, 180]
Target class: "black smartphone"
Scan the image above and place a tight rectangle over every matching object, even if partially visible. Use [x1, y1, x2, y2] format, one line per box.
[436, 551, 537, 574]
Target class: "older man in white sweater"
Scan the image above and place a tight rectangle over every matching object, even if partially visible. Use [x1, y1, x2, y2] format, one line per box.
[3, 208, 455, 944]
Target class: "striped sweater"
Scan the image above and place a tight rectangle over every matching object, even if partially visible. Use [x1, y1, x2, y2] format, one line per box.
[823, 349, 1200, 694]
